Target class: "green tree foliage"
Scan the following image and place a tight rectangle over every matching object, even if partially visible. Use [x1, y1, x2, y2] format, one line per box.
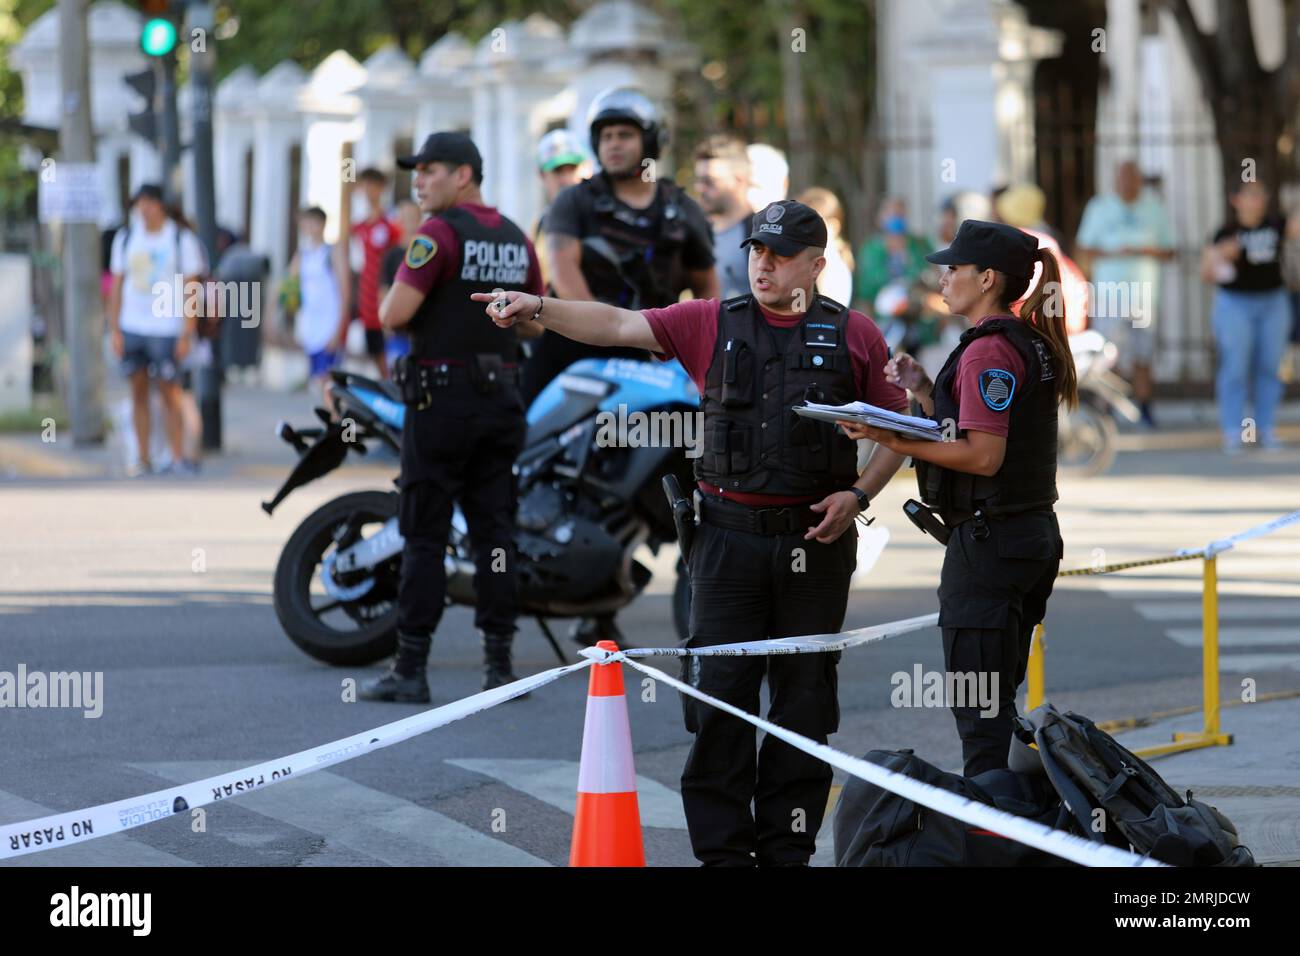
[0, 0, 56, 221]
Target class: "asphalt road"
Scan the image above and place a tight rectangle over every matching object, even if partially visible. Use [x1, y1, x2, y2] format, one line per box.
[2, 437, 1298, 866]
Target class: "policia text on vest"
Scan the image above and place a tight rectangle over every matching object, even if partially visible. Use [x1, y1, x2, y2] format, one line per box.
[836, 219, 1080, 779]
[473, 198, 912, 866]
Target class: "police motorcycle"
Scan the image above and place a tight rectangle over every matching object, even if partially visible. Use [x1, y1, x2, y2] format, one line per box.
[263, 359, 698, 666]
[1059, 329, 1141, 476]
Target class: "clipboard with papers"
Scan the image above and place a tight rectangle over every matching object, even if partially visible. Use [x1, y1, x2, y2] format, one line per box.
[793, 401, 945, 442]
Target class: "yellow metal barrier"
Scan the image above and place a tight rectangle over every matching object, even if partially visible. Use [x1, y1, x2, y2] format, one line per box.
[1025, 551, 1233, 759]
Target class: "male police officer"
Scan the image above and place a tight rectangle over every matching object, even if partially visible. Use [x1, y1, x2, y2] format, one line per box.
[524, 87, 719, 405]
[529, 88, 720, 648]
[475, 200, 909, 865]
[363, 132, 544, 703]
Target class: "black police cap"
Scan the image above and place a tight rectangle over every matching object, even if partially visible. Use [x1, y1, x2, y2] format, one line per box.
[397, 131, 483, 178]
[926, 219, 1039, 279]
[740, 200, 829, 257]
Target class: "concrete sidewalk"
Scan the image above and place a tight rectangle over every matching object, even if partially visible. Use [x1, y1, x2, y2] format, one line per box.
[1107, 693, 1300, 865]
[0, 379, 395, 481]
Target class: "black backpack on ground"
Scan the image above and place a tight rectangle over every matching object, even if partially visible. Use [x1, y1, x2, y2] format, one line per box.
[832, 749, 1074, 867]
[1020, 703, 1255, 867]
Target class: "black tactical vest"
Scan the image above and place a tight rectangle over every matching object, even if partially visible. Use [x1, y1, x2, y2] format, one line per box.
[580, 174, 692, 309]
[409, 206, 532, 362]
[696, 294, 861, 497]
[917, 317, 1059, 522]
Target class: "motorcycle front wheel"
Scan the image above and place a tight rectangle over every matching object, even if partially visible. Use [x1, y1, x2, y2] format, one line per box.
[273, 490, 401, 665]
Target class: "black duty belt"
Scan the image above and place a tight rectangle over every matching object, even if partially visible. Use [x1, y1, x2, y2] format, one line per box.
[412, 358, 520, 386]
[697, 494, 821, 536]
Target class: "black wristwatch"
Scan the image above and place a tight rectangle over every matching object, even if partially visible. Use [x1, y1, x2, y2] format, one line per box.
[849, 487, 870, 512]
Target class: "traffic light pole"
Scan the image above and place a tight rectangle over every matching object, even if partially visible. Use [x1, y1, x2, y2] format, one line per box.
[57, 0, 105, 444]
[187, 0, 222, 450]
[159, 49, 182, 204]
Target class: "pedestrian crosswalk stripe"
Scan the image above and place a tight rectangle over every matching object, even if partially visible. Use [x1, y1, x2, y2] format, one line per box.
[1162, 628, 1300, 648]
[447, 758, 688, 830]
[1133, 599, 1300, 622]
[1211, 654, 1300, 674]
[135, 762, 551, 867]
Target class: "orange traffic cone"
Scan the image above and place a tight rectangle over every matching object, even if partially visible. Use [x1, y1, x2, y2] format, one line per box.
[570, 639, 646, 867]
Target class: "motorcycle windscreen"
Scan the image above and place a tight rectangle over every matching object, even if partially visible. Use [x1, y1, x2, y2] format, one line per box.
[261, 423, 350, 515]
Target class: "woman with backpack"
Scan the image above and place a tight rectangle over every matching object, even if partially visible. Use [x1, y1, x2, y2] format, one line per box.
[838, 220, 1076, 776]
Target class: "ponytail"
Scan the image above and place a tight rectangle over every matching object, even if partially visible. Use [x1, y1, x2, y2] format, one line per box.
[1010, 248, 1078, 410]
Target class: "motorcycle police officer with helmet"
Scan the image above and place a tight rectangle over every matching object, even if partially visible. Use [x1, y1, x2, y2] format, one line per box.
[838, 220, 1076, 776]
[363, 131, 545, 703]
[475, 199, 909, 866]
[523, 87, 719, 404]
[527, 87, 720, 649]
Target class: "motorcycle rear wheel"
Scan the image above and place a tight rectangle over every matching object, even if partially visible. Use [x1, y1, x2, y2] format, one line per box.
[1058, 399, 1118, 476]
[273, 490, 401, 665]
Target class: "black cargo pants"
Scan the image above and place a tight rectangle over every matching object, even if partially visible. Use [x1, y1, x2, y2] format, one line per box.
[396, 384, 526, 638]
[937, 509, 1062, 777]
[681, 514, 857, 866]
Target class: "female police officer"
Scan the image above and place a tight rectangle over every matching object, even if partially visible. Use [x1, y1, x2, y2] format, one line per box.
[839, 219, 1077, 776]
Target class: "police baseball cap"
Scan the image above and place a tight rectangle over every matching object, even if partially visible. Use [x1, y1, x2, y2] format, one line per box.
[740, 200, 828, 257]
[926, 219, 1039, 279]
[397, 131, 483, 178]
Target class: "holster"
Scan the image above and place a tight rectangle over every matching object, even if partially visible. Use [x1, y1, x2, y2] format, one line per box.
[392, 354, 431, 409]
[662, 474, 696, 568]
[903, 498, 951, 546]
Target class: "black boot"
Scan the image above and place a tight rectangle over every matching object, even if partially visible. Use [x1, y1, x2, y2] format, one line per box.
[568, 614, 624, 649]
[360, 631, 431, 703]
[482, 630, 527, 697]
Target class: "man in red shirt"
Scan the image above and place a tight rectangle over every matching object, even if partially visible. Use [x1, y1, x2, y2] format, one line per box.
[351, 167, 401, 379]
[476, 199, 908, 866]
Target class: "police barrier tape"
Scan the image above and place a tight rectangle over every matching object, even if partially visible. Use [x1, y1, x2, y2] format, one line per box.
[597, 650, 1165, 868]
[619, 611, 941, 658]
[1185, 507, 1300, 559]
[0, 658, 593, 861]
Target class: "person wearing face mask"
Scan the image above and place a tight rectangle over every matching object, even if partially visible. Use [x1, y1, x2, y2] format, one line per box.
[1201, 180, 1300, 454]
[838, 220, 1076, 778]
[853, 197, 933, 312]
[474, 199, 909, 866]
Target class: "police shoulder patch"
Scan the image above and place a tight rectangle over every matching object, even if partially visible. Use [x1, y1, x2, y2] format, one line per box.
[405, 235, 437, 269]
[978, 368, 1016, 411]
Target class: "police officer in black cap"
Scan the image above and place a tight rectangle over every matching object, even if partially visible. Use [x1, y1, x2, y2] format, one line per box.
[363, 132, 545, 703]
[475, 199, 909, 865]
[838, 220, 1077, 775]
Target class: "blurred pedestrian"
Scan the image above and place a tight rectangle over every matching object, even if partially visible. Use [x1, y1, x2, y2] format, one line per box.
[1075, 160, 1174, 427]
[286, 207, 350, 408]
[746, 143, 788, 212]
[796, 186, 854, 305]
[533, 128, 590, 292]
[996, 184, 1089, 335]
[853, 197, 932, 311]
[695, 134, 753, 299]
[1200, 181, 1300, 454]
[106, 184, 207, 476]
[349, 167, 401, 379]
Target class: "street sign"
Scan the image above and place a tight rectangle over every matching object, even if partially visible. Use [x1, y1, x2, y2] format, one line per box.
[38, 163, 103, 224]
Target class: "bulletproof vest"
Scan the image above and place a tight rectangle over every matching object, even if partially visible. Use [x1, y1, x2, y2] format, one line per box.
[696, 294, 861, 496]
[580, 174, 692, 309]
[917, 318, 1059, 522]
[409, 206, 531, 362]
